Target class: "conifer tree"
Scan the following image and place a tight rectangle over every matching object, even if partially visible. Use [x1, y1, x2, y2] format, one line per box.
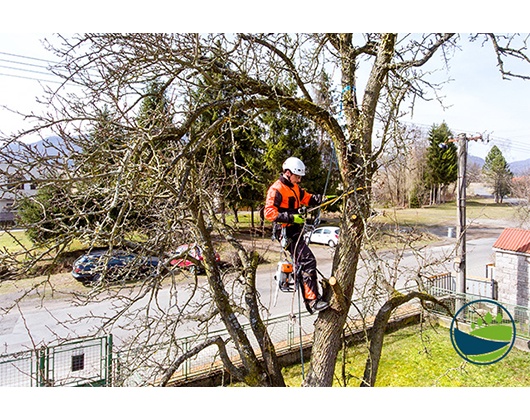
[483, 145, 513, 203]
[424, 122, 457, 204]
[7, 32, 530, 388]
[137, 79, 172, 132]
[190, 70, 268, 226]
[262, 109, 325, 195]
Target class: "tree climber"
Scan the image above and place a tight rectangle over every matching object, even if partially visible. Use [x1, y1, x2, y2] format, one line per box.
[264, 157, 330, 313]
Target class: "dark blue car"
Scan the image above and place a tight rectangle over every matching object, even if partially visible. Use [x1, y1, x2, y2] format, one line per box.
[71, 250, 159, 285]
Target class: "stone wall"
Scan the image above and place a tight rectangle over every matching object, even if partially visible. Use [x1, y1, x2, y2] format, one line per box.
[495, 250, 530, 307]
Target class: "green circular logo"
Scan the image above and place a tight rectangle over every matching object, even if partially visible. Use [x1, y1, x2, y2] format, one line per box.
[450, 299, 516, 365]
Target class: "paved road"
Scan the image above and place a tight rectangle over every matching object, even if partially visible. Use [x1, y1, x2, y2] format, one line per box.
[0, 226, 504, 354]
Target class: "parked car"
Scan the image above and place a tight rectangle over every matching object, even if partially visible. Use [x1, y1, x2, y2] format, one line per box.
[169, 244, 221, 274]
[305, 226, 340, 247]
[71, 250, 159, 285]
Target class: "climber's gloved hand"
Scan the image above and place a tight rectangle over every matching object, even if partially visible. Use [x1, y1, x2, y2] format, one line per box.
[298, 206, 307, 216]
[292, 214, 305, 224]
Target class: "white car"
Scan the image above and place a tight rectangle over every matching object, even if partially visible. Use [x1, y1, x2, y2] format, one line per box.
[306, 226, 340, 247]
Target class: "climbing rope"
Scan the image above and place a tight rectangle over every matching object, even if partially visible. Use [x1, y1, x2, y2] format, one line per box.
[306, 186, 365, 215]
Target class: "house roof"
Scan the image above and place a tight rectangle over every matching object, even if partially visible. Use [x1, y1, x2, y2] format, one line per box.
[493, 228, 530, 254]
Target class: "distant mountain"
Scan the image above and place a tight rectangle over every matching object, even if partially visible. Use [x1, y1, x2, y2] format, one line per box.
[508, 158, 530, 176]
[468, 155, 484, 168]
[467, 155, 530, 176]
[26, 136, 72, 156]
[2, 136, 77, 158]
[0, 136, 79, 168]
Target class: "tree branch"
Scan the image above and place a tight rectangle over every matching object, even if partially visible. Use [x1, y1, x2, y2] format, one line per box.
[239, 34, 313, 102]
[158, 335, 245, 386]
[392, 33, 456, 70]
[485, 33, 530, 80]
[361, 290, 453, 387]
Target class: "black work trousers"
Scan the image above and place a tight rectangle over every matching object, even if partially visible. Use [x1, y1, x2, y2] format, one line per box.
[287, 232, 319, 303]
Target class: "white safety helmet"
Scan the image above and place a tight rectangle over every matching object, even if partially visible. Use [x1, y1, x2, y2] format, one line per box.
[282, 157, 306, 176]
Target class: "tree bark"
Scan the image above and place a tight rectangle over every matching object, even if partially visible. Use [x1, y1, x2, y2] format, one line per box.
[192, 203, 270, 386]
[213, 211, 286, 386]
[303, 33, 397, 387]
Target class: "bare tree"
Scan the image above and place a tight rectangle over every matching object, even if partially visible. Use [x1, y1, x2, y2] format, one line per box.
[2, 33, 530, 387]
[374, 123, 428, 208]
[511, 170, 530, 225]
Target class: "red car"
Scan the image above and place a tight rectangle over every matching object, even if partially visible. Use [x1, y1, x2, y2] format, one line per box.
[170, 244, 220, 274]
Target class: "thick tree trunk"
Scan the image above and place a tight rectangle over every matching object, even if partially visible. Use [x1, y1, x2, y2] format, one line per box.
[303, 33, 396, 387]
[214, 212, 286, 386]
[193, 205, 271, 386]
[242, 250, 285, 386]
[302, 309, 349, 386]
[303, 197, 365, 386]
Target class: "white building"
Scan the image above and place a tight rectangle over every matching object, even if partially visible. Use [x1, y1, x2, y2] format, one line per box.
[0, 162, 38, 222]
[0, 136, 65, 225]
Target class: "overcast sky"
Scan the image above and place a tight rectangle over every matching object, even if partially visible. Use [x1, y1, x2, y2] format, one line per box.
[1, 31, 530, 162]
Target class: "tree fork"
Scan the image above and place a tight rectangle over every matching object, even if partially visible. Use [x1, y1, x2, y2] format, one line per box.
[192, 203, 269, 386]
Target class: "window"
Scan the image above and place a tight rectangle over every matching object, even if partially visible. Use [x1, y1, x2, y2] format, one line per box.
[71, 353, 85, 372]
[8, 175, 26, 190]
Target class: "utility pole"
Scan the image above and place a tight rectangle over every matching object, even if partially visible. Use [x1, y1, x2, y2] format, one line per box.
[450, 133, 482, 316]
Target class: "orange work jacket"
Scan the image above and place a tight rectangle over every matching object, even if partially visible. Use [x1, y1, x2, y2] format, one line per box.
[264, 175, 314, 226]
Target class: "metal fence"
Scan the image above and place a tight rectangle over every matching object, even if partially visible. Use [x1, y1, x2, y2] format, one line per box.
[114, 280, 526, 386]
[2, 277, 528, 387]
[426, 291, 530, 339]
[0, 335, 112, 387]
[425, 274, 530, 339]
[426, 273, 498, 300]
[113, 291, 415, 386]
[113, 309, 326, 386]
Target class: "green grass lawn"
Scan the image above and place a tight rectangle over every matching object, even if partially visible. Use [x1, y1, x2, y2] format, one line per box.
[282, 323, 530, 387]
[0, 198, 515, 252]
[0, 229, 34, 252]
[377, 198, 518, 227]
[226, 198, 518, 235]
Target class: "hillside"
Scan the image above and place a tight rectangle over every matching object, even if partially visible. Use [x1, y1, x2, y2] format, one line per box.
[508, 158, 530, 176]
[468, 154, 530, 176]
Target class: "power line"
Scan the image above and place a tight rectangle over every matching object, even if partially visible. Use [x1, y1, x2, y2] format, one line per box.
[0, 50, 101, 87]
[2, 50, 530, 157]
[0, 64, 55, 77]
[0, 57, 50, 70]
[0, 50, 68, 85]
[400, 120, 530, 157]
[0, 51, 73, 86]
[0, 71, 64, 85]
[0, 51, 59, 65]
